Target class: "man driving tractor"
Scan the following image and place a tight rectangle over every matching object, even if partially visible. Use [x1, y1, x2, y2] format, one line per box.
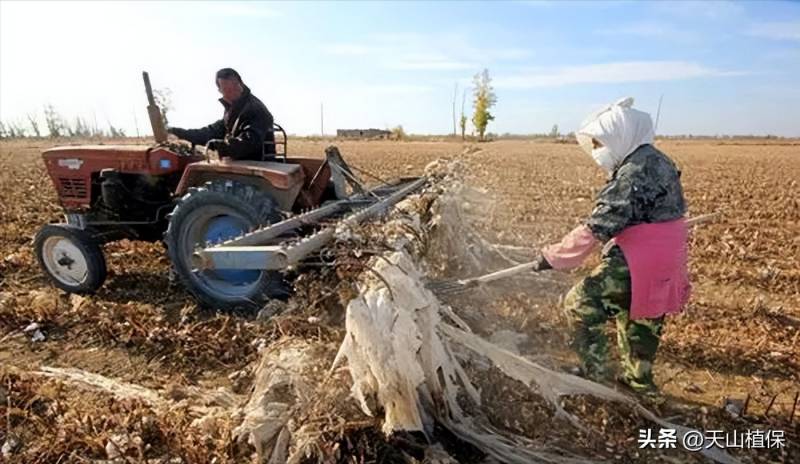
[169, 68, 276, 160]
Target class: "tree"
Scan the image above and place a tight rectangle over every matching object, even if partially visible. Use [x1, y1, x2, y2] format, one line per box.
[108, 121, 126, 138]
[27, 114, 41, 137]
[459, 89, 468, 140]
[452, 82, 458, 137]
[471, 69, 496, 141]
[549, 124, 559, 138]
[6, 120, 26, 138]
[391, 125, 406, 140]
[44, 104, 64, 137]
[69, 117, 91, 137]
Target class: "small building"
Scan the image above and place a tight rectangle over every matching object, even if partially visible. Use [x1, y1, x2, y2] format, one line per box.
[337, 128, 392, 139]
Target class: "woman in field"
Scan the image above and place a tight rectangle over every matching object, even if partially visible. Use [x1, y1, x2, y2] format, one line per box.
[535, 97, 690, 394]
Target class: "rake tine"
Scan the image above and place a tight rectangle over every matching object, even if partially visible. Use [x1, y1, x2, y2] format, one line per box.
[432, 287, 471, 297]
[426, 279, 476, 296]
[425, 280, 459, 292]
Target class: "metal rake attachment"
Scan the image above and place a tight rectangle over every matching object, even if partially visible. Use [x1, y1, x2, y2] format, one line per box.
[426, 260, 544, 296]
[425, 278, 477, 296]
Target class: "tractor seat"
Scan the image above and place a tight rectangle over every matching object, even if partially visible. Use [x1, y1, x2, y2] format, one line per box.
[220, 160, 305, 191]
[233, 160, 301, 176]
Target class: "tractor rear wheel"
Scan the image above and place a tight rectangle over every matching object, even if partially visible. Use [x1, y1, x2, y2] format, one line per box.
[34, 224, 107, 294]
[165, 180, 288, 311]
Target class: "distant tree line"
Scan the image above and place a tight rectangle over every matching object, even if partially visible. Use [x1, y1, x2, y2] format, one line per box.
[0, 104, 128, 139]
[655, 134, 788, 140]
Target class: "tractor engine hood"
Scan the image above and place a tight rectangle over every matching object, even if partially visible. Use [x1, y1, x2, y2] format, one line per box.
[42, 145, 197, 176]
[42, 144, 202, 210]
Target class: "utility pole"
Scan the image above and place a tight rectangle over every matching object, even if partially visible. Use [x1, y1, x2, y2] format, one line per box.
[320, 102, 324, 136]
[452, 83, 458, 137]
[133, 107, 140, 138]
[654, 94, 664, 134]
[460, 89, 467, 141]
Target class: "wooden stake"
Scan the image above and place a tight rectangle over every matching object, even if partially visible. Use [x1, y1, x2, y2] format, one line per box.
[742, 393, 750, 418]
[764, 393, 778, 419]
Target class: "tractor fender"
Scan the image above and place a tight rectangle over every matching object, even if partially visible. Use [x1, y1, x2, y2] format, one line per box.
[176, 162, 304, 211]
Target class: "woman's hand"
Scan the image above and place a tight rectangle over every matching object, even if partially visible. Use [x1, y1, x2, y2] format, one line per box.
[532, 255, 553, 272]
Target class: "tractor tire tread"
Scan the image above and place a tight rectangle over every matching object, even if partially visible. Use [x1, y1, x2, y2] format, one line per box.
[164, 179, 286, 311]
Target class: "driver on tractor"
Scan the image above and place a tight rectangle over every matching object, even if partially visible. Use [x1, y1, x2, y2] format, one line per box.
[169, 68, 276, 161]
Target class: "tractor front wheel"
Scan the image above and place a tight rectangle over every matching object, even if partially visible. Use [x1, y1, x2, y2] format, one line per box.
[165, 180, 287, 311]
[34, 224, 107, 294]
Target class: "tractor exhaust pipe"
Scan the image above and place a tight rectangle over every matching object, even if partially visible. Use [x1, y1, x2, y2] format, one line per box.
[143, 71, 168, 143]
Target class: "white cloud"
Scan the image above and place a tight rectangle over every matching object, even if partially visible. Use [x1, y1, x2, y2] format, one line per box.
[515, 0, 561, 7]
[323, 32, 529, 72]
[325, 43, 479, 71]
[651, 1, 745, 20]
[489, 48, 533, 60]
[387, 53, 475, 71]
[747, 21, 800, 41]
[495, 61, 743, 88]
[597, 22, 691, 39]
[323, 44, 382, 56]
[362, 84, 434, 95]
[196, 2, 282, 19]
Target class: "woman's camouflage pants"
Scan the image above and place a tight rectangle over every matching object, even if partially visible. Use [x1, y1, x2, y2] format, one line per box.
[564, 246, 664, 392]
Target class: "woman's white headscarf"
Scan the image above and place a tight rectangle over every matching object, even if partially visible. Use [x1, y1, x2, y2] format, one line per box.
[576, 97, 655, 174]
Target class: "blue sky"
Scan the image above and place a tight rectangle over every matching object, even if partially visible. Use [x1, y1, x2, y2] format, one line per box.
[1, 0, 799, 136]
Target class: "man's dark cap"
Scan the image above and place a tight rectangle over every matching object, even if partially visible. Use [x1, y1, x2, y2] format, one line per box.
[216, 68, 243, 86]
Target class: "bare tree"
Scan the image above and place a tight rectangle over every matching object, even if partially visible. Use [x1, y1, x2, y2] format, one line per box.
[107, 121, 126, 138]
[92, 112, 100, 137]
[459, 89, 468, 141]
[452, 82, 458, 137]
[27, 114, 41, 137]
[73, 117, 90, 137]
[7, 106, 130, 139]
[7, 120, 26, 138]
[133, 107, 141, 138]
[44, 104, 64, 137]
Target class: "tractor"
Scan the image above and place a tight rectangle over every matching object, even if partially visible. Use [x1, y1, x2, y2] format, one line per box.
[34, 72, 426, 310]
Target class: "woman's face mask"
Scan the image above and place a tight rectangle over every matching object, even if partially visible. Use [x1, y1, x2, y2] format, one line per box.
[591, 145, 616, 176]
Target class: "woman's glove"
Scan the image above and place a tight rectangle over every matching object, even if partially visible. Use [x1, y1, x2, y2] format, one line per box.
[532, 255, 553, 272]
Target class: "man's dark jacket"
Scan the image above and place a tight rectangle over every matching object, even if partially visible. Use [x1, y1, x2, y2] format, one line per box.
[171, 85, 275, 160]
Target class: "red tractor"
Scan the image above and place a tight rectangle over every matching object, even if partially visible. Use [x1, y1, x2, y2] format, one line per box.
[35, 72, 425, 310]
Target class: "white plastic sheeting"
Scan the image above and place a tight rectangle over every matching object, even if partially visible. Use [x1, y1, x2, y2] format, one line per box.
[234, 340, 319, 463]
[332, 160, 739, 464]
[237, 158, 738, 463]
[335, 249, 739, 464]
